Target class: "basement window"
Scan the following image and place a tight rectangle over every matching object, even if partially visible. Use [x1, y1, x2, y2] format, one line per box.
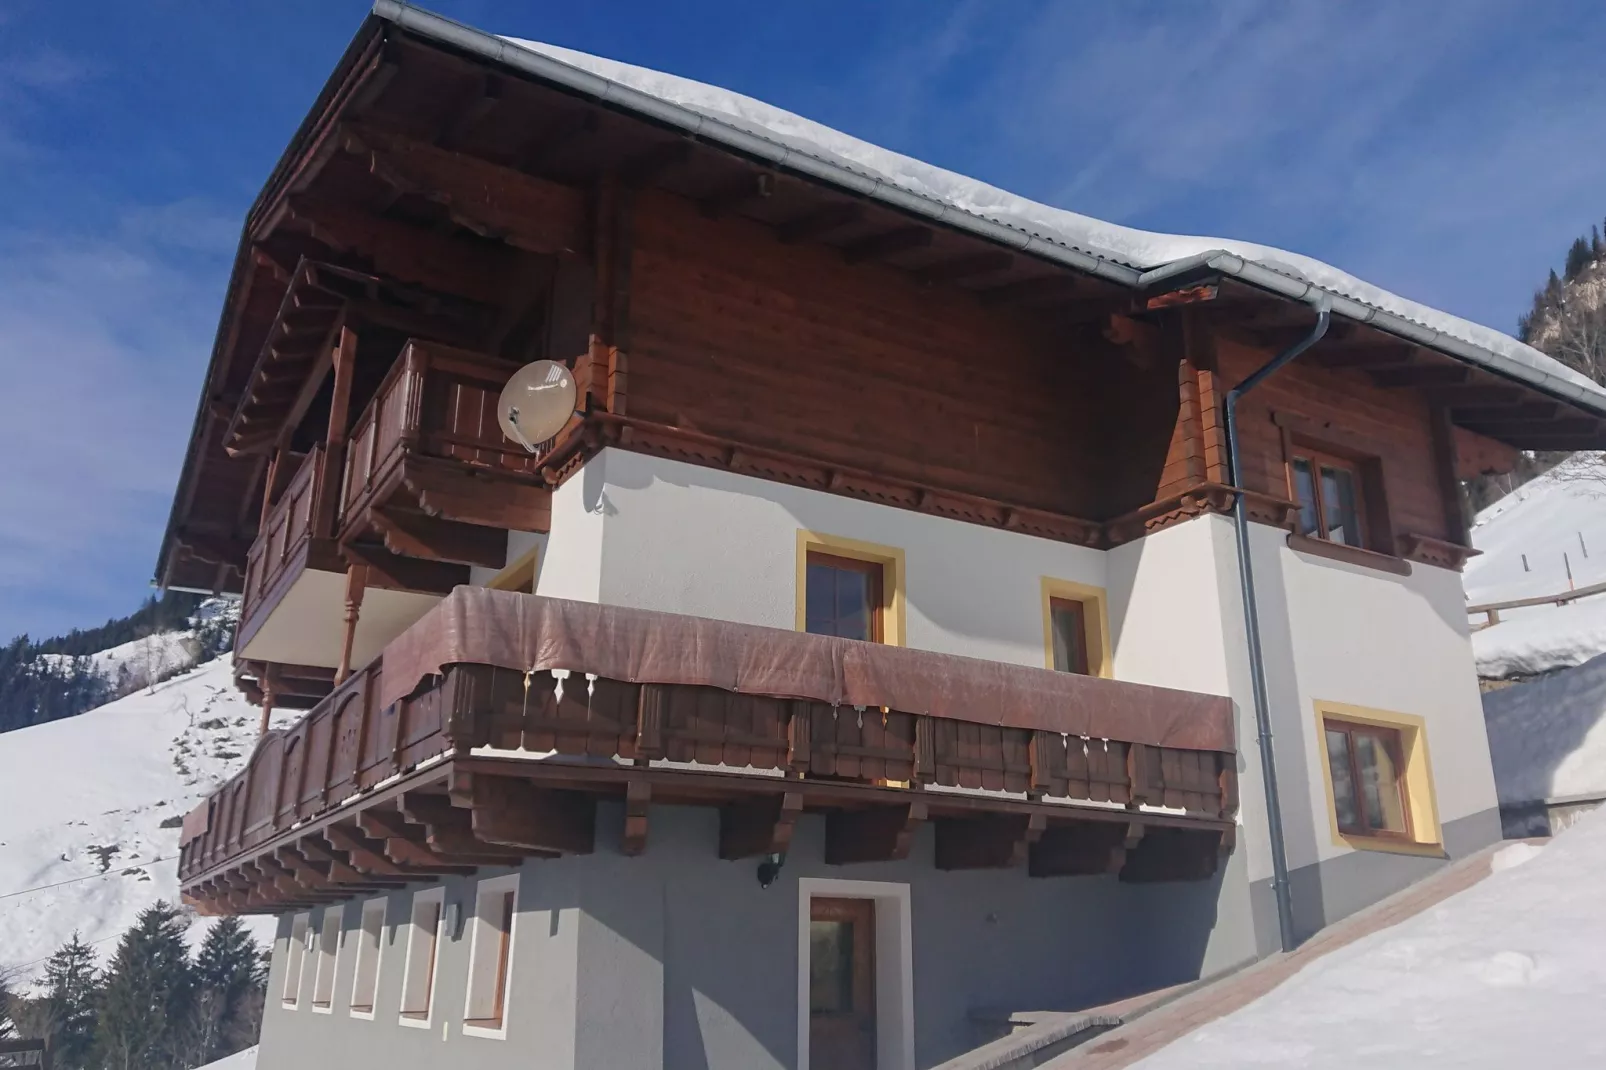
[463, 874, 519, 1037]
[399, 887, 445, 1026]
[349, 897, 387, 1019]
[311, 907, 342, 1011]
[282, 912, 311, 1007]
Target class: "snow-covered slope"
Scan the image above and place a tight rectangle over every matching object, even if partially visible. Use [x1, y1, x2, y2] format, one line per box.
[1483, 651, 1606, 806]
[1467, 454, 1606, 677]
[1133, 812, 1605, 1068]
[0, 656, 294, 983]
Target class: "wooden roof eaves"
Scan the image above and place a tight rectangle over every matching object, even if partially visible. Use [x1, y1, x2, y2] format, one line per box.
[155, 17, 394, 590]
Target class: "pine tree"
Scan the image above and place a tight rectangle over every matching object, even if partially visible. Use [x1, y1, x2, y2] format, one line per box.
[40, 933, 100, 1070]
[1564, 235, 1593, 280]
[192, 918, 268, 1064]
[94, 902, 196, 1070]
[0, 974, 15, 1041]
[1593, 224, 1604, 260]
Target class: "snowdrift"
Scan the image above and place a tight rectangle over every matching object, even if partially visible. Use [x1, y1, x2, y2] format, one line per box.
[1133, 811, 1605, 1068]
[1483, 650, 1606, 806]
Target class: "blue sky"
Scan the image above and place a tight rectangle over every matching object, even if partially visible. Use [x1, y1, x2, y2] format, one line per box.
[3, 0, 1606, 642]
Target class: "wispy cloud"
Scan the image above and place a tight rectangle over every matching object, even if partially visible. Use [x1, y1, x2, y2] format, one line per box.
[0, 43, 227, 640]
[835, 0, 1606, 333]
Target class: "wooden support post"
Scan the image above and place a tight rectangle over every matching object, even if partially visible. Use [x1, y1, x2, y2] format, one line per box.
[934, 812, 1047, 870]
[719, 791, 803, 860]
[257, 666, 276, 737]
[259, 448, 283, 528]
[622, 780, 651, 856]
[464, 777, 597, 855]
[316, 322, 358, 537]
[824, 801, 927, 865]
[334, 563, 368, 685]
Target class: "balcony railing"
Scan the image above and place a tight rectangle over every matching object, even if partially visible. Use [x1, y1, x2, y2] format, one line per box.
[239, 445, 328, 626]
[340, 341, 541, 534]
[181, 592, 1239, 909]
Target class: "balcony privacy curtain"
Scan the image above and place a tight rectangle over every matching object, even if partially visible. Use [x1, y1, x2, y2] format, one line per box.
[380, 588, 1236, 753]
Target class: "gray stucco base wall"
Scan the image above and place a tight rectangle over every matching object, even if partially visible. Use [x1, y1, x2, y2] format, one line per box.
[1249, 806, 1503, 945]
[257, 801, 1256, 1070]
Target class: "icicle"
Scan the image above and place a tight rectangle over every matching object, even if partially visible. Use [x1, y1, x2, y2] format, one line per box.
[854, 704, 865, 728]
[553, 668, 570, 704]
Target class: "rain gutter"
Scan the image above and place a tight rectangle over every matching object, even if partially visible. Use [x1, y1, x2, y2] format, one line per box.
[1224, 295, 1332, 953]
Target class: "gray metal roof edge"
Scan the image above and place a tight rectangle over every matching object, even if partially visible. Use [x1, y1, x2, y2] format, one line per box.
[373, 0, 1606, 423]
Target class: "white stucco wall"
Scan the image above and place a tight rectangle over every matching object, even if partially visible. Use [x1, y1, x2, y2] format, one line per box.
[535, 449, 1497, 883]
[1251, 523, 1499, 869]
[561, 447, 1109, 670]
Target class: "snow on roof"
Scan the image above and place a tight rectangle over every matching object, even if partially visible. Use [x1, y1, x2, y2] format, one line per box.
[494, 33, 1606, 407]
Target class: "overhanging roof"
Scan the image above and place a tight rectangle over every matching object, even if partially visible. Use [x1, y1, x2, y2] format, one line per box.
[373, 0, 1606, 420]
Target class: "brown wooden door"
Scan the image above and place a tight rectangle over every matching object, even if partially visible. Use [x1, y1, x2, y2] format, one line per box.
[809, 896, 877, 1070]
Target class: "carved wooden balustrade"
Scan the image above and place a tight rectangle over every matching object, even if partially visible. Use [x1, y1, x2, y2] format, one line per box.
[180, 598, 1239, 914]
[339, 340, 546, 539]
[238, 446, 334, 640]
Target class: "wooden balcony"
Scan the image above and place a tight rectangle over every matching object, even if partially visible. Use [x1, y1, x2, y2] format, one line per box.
[233, 340, 552, 677]
[181, 592, 1239, 915]
[236, 446, 344, 668]
[339, 340, 550, 576]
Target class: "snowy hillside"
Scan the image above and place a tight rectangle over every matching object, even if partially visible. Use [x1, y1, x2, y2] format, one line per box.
[1133, 813, 1605, 1068]
[1467, 454, 1606, 677]
[0, 656, 294, 984]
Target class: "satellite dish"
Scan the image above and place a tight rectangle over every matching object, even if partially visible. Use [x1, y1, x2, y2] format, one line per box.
[497, 359, 577, 453]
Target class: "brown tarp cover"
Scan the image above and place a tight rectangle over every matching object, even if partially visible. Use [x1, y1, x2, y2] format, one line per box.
[380, 588, 1236, 753]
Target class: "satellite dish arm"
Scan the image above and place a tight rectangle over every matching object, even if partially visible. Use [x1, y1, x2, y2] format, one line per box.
[505, 407, 539, 454]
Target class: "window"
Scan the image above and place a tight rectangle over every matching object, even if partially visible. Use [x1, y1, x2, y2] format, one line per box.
[806, 552, 883, 642]
[1039, 578, 1111, 677]
[282, 912, 311, 1007]
[349, 898, 387, 1018]
[399, 888, 445, 1025]
[1315, 702, 1443, 856]
[1323, 720, 1409, 837]
[1290, 449, 1366, 548]
[463, 874, 519, 1036]
[1048, 598, 1089, 675]
[311, 907, 342, 1010]
[796, 532, 905, 646]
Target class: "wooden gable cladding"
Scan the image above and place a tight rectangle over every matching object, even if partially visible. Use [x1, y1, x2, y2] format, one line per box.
[1215, 333, 1460, 549]
[623, 189, 1108, 520]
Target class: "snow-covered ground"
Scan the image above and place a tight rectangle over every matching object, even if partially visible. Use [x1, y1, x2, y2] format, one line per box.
[1133, 813, 1605, 1069]
[1467, 455, 1606, 677]
[0, 656, 294, 984]
[1484, 651, 1606, 806]
[195, 1045, 257, 1070]
[36, 630, 203, 687]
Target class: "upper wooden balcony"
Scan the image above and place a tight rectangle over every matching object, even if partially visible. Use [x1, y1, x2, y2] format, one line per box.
[182, 591, 1239, 915]
[234, 341, 550, 686]
[338, 340, 549, 556]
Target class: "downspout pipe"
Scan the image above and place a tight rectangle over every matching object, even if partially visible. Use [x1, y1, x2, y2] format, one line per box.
[1224, 295, 1331, 954]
